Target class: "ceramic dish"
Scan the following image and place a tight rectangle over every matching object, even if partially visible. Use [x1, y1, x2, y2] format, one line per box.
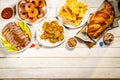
[66, 37, 77, 49]
[0, 6, 14, 20]
[36, 17, 66, 47]
[57, 0, 90, 29]
[0, 19, 32, 53]
[16, 0, 47, 24]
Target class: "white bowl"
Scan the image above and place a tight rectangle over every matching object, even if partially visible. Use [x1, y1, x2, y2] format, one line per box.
[0, 6, 14, 20]
[66, 37, 77, 49]
[16, 0, 47, 24]
[57, 0, 90, 29]
[36, 17, 66, 47]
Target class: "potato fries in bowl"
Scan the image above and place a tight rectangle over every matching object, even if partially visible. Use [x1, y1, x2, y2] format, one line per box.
[57, 0, 90, 28]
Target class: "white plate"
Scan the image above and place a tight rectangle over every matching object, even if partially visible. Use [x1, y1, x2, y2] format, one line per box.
[36, 17, 66, 47]
[0, 19, 33, 53]
[57, 0, 90, 29]
[16, 0, 47, 24]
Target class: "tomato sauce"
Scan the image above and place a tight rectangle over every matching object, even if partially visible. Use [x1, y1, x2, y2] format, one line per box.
[1, 7, 13, 19]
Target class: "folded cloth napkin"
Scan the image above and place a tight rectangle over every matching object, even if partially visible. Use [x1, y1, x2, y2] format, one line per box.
[75, 24, 96, 48]
[108, 0, 120, 29]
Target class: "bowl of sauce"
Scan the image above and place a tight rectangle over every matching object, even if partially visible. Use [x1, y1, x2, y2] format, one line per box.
[1, 7, 14, 20]
[67, 37, 77, 49]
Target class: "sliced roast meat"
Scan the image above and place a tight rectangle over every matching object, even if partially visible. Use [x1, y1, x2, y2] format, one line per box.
[2, 22, 31, 50]
[19, 34, 29, 40]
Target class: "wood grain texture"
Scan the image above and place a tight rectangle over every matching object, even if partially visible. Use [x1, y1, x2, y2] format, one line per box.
[0, 68, 120, 78]
[0, 58, 120, 68]
[0, 0, 120, 78]
[0, 48, 120, 58]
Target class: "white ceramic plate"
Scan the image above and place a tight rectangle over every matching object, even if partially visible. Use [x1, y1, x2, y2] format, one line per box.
[0, 19, 33, 53]
[57, 0, 90, 29]
[36, 17, 66, 47]
[16, 0, 47, 24]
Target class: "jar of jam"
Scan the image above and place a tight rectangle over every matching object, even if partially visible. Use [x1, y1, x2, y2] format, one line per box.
[1, 7, 14, 19]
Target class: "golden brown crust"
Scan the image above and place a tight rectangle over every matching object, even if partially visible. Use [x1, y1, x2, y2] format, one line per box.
[88, 2, 114, 39]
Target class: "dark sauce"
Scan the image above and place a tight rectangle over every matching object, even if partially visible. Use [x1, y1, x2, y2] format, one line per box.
[1, 7, 13, 19]
[118, 1, 120, 12]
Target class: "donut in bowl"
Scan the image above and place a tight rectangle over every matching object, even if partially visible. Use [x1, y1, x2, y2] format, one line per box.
[38, 8, 44, 18]
[38, 0, 45, 8]
[25, 2, 35, 12]
[19, 10, 28, 20]
[29, 17, 37, 22]
[26, 0, 30, 2]
[31, 0, 39, 7]
[28, 8, 38, 17]
[17, 0, 46, 23]
[18, 0, 27, 11]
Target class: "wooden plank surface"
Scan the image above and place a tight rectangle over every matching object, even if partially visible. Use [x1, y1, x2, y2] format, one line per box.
[0, 68, 120, 78]
[0, 58, 120, 68]
[1, 48, 120, 58]
[0, 0, 120, 78]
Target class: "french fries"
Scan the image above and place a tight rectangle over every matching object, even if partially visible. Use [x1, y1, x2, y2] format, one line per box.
[59, 0, 88, 26]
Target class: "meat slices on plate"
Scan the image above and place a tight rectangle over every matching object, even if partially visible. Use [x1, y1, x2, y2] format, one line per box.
[2, 22, 30, 50]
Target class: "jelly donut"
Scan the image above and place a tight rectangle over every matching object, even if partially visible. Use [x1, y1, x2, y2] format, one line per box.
[28, 8, 38, 17]
[25, 2, 35, 12]
[38, 8, 44, 18]
[38, 0, 45, 8]
[29, 17, 37, 22]
[31, 0, 39, 7]
[18, 0, 27, 11]
[19, 11, 28, 20]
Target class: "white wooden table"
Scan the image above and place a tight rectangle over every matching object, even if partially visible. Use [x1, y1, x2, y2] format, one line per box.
[0, 0, 120, 78]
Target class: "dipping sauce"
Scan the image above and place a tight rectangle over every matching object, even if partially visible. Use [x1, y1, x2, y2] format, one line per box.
[67, 37, 77, 48]
[1, 7, 14, 19]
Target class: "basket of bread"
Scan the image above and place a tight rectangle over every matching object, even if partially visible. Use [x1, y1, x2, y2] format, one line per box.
[75, 1, 116, 48]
